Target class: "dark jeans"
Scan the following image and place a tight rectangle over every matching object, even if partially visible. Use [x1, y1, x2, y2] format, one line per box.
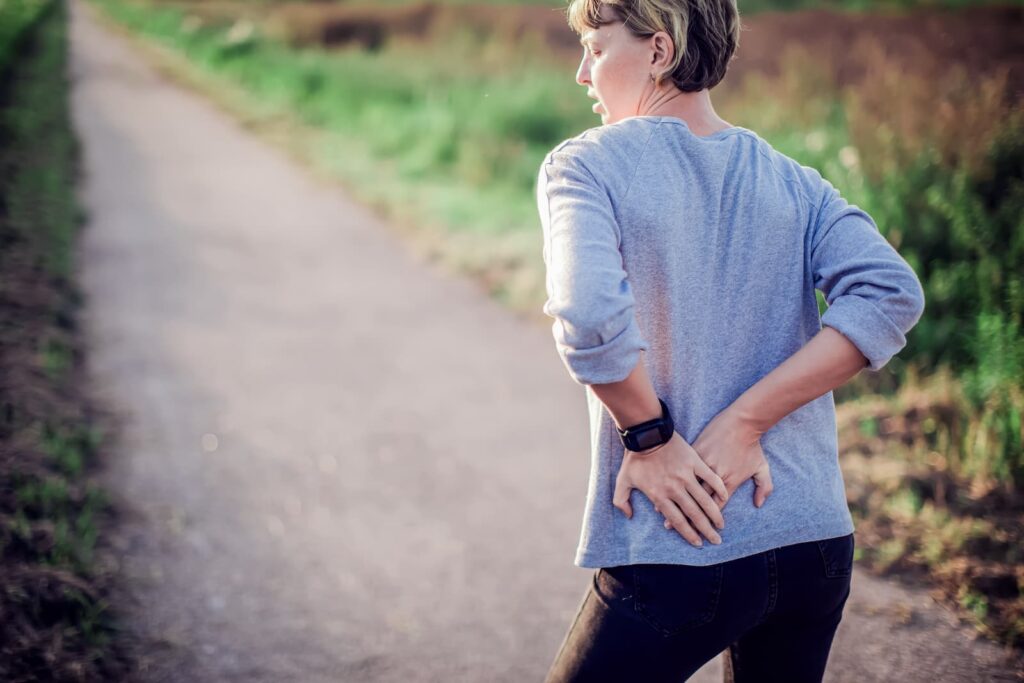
[544, 533, 855, 683]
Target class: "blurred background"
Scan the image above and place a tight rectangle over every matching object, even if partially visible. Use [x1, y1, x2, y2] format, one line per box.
[1, 0, 1021, 679]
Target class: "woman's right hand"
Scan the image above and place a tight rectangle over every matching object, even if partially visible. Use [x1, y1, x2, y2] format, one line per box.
[692, 406, 774, 508]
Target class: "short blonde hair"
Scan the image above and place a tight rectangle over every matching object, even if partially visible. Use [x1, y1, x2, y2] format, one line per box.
[566, 0, 741, 92]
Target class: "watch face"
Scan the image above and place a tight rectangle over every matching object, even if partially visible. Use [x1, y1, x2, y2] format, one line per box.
[634, 427, 666, 451]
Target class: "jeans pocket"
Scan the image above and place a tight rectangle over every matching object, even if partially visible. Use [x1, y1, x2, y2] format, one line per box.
[593, 565, 636, 613]
[630, 563, 724, 637]
[816, 533, 855, 578]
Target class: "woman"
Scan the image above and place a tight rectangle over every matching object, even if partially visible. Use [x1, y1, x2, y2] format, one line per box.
[535, 0, 926, 681]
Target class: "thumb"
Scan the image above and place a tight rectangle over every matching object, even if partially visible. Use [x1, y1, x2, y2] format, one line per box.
[613, 473, 633, 519]
[752, 462, 773, 508]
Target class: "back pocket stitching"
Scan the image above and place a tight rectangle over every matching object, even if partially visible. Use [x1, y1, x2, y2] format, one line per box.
[817, 535, 854, 578]
[630, 564, 724, 637]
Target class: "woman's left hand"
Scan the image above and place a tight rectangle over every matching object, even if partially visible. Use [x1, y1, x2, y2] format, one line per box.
[612, 431, 729, 547]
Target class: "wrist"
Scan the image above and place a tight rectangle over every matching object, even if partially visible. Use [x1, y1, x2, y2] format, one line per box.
[630, 431, 677, 456]
[611, 397, 663, 432]
[725, 396, 770, 438]
[617, 398, 674, 453]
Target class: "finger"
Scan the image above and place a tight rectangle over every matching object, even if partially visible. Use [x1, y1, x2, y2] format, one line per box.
[670, 487, 722, 545]
[700, 480, 726, 509]
[613, 474, 633, 519]
[685, 477, 726, 531]
[752, 463, 774, 508]
[695, 459, 729, 505]
[658, 498, 703, 547]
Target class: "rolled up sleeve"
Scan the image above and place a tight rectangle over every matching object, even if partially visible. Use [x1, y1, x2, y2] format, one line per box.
[811, 180, 926, 371]
[536, 150, 648, 385]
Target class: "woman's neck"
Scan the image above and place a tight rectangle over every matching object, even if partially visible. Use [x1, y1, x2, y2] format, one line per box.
[637, 87, 732, 136]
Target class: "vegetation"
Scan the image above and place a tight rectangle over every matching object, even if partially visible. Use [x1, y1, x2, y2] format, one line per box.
[0, 0, 53, 70]
[0, 0, 126, 678]
[88, 0, 1023, 649]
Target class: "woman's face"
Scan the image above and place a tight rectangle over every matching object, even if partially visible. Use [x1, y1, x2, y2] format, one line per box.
[575, 10, 656, 125]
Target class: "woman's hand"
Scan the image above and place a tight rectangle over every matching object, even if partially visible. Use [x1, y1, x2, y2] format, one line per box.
[612, 431, 729, 547]
[693, 407, 774, 508]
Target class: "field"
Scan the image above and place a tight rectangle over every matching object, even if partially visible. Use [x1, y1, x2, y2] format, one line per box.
[82, 0, 1024, 652]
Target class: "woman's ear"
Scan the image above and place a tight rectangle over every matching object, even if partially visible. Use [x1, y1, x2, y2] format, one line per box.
[650, 31, 675, 71]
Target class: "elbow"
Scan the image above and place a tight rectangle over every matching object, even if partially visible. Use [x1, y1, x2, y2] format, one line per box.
[558, 341, 645, 386]
[820, 286, 919, 373]
[542, 296, 632, 351]
[814, 234, 927, 372]
[891, 267, 926, 335]
[545, 308, 648, 385]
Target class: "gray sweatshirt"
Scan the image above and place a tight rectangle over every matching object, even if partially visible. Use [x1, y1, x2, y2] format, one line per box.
[536, 116, 925, 568]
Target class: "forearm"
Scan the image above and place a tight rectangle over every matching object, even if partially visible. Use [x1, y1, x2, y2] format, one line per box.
[731, 326, 869, 435]
[589, 353, 663, 431]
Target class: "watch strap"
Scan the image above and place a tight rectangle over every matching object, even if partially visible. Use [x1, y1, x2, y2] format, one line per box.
[616, 398, 674, 452]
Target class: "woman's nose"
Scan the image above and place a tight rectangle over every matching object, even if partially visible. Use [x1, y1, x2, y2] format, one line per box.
[576, 56, 590, 86]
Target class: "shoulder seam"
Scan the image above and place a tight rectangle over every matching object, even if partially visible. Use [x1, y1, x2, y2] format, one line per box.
[620, 121, 661, 205]
[540, 122, 657, 219]
[543, 125, 603, 164]
[749, 140, 816, 212]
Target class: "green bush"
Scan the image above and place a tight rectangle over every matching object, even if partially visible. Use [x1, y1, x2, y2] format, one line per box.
[0, 0, 54, 74]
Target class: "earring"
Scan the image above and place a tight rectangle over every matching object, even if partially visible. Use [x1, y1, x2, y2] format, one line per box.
[650, 73, 656, 83]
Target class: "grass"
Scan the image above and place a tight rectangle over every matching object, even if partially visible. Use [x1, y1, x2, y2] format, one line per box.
[0, 0, 53, 72]
[0, 0, 127, 677]
[87, 0, 1024, 650]
[837, 368, 1024, 646]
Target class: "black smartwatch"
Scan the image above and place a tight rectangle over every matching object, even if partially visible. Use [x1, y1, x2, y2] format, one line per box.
[617, 398, 674, 452]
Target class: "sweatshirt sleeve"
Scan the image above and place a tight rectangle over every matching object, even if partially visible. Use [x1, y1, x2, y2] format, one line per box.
[810, 177, 926, 371]
[536, 147, 649, 385]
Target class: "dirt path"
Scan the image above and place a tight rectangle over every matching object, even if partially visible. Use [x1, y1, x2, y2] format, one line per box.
[68, 1, 1020, 680]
